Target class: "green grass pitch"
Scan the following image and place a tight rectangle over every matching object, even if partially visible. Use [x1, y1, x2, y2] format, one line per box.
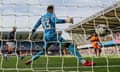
[0, 55, 120, 72]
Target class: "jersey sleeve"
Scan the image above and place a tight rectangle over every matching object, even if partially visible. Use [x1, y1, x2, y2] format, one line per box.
[55, 18, 66, 24]
[50, 16, 65, 24]
[33, 18, 41, 30]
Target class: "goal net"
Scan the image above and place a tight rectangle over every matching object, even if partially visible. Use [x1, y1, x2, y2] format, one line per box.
[0, 0, 120, 72]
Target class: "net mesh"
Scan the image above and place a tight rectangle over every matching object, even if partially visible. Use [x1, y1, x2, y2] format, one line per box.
[0, 0, 120, 72]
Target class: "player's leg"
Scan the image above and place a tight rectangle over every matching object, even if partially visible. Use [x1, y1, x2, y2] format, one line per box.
[93, 42, 101, 56]
[97, 43, 101, 56]
[18, 50, 26, 60]
[25, 50, 45, 65]
[97, 48, 101, 56]
[58, 36, 83, 60]
[25, 32, 56, 65]
[99, 48, 102, 56]
[25, 48, 45, 64]
[4, 42, 13, 60]
[10, 42, 25, 60]
[3, 54, 8, 61]
[7, 43, 13, 55]
[25, 42, 49, 65]
[94, 48, 97, 56]
[63, 48, 67, 55]
[26, 50, 29, 56]
[58, 36, 96, 66]
[8, 42, 16, 55]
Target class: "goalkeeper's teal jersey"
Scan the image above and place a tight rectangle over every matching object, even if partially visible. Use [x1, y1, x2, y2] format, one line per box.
[31, 12, 83, 62]
[33, 12, 65, 41]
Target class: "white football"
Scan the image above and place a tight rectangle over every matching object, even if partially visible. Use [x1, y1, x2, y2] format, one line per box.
[95, 24, 110, 36]
[65, 18, 73, 24]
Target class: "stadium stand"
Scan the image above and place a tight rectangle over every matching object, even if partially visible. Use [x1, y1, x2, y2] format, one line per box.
[64, 1, 120, 56]
[65, 1, 120, 49]
[0, 31, 67, 55]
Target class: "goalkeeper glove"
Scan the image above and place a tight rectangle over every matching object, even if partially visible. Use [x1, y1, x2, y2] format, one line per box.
[32, 29, 36, 34]
[28, 29, 36, 40]
[65, 17, 73, 24]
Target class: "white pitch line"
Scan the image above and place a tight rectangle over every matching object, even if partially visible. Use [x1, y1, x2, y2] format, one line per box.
[1, 65, 120, 70]
[33, 65, 120, 69]
[0, 65, 120, 72]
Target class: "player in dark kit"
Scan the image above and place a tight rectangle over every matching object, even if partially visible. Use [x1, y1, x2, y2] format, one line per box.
[4, 26, 25, 60]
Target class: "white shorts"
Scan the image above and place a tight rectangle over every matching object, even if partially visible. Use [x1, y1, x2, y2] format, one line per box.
[6, 42, 16, 48]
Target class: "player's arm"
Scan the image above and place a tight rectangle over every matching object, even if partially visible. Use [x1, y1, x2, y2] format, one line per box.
[50, 16, 73, 24]
[56, 17, 73, 24]
[32, 18, 41, 34]
[55, 18, 66, 24]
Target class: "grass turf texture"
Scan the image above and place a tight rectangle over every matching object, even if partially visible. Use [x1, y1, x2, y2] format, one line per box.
[0, 55, 120, 72]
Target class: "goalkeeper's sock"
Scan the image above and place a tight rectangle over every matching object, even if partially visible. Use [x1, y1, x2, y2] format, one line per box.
[4, 54, 8, 61]
[32, 50, 44, 61]
[20, 54, 25, 60]
[25, 50, 45, 65]
[68, 44, 83, 60]
[80, 59, 86, 64]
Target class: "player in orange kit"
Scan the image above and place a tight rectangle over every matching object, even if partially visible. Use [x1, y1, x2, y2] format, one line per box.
[87, 33, 101, 56]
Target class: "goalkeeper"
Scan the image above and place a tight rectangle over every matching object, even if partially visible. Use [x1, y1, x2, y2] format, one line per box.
[25, 5, 95, 66]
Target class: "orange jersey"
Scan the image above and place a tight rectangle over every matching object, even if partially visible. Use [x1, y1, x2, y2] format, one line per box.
[90, 36, 100, 49]
[90, 36, 99, 42]
[92, 42, 100, 49]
